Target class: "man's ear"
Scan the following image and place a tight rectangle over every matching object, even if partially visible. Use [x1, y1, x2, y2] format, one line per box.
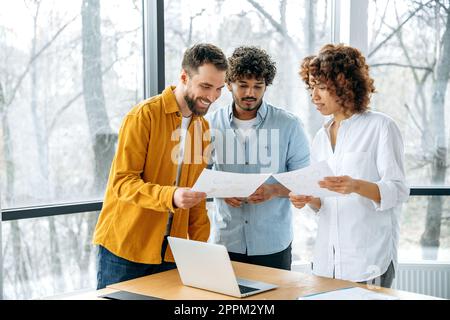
[226, 82, 233, 92]
[180, 69, 189, 85]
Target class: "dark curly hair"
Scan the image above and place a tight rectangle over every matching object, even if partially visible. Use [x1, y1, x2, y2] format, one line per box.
[299, 44, 375, 113]
[182, 43, 228, 75]
[226, 46, 277, 86]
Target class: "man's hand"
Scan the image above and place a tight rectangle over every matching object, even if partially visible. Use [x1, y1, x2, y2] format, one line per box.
[224, 198, 245, 208]
[318, 176, 356, 194]
[289, 193, 315, 209]
[173, 188, 206, 209]
[247, 184, 277, 204]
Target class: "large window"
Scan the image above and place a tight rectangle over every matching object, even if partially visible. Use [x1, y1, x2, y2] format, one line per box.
[0, 0, 143, 209]
[165, 0, 331, 138]
[367, 0, 450, 261]
[0, 0, 143, 299]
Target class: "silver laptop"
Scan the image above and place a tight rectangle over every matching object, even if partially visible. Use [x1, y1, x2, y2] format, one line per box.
[167, 236, 278, 298]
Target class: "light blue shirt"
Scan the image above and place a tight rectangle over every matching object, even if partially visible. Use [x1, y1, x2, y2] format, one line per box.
[206, 101, 310, 255]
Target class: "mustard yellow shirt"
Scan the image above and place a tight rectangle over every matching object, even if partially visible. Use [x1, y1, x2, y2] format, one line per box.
[93, 86, 210, 264]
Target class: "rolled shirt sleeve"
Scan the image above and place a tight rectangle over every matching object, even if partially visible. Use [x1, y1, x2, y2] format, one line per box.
[372, 119, 410, 211]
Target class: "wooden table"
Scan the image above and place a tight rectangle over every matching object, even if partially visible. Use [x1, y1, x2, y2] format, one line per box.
[92, 261, 437, 300]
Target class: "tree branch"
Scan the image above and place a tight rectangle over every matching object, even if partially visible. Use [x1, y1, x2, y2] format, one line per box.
[435, 0, 450, 14]
[0, 82, 5, 108]
[369, 0, 391, 51]
[5, 14, 79, 107]
[404, 103, 426, 135]
[188, 9, 206, 46]
[370, 62, 433, 71]
[368, 0, 433, 58]
[47, 55, 131, 135]
[246, 0, 301, 56]
[247, 0, 284, 34]
[280, 0, 287, 33]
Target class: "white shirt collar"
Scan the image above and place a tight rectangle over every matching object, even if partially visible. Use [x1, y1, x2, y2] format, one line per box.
[323, 111, 366, 129]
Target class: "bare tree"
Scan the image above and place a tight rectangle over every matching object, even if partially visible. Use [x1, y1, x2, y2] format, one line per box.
[305, 0, 324, 139]
[25, 0, 65, 293]
[420, 2, 450, 259]
[0, 85, 14, 208]
[80, 0, 116, 282]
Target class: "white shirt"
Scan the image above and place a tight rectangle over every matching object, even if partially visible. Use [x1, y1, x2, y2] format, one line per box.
[176, 116, 192, 184]
[232, 116, 257, 141]
[166, 115, 191, 236]
[311, 111, 409, 282]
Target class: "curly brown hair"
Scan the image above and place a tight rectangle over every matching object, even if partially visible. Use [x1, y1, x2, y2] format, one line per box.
[299, 44, 375, 113]
[226, 46, 277, 85]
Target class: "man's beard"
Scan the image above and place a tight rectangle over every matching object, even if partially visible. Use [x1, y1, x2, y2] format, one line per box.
[184, 94, 210, 116]
[235, 95, 261, 111]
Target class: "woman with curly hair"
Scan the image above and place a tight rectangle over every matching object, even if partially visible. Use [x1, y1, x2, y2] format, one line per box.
[289, 44, 409, 288]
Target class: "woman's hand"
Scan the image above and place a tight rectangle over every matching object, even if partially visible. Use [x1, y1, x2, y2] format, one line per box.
[318, 176, 356, 194]
[319, 176, 381, 203]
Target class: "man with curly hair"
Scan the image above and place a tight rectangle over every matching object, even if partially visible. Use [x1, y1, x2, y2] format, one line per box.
[206, 46, 310, 270]
[290, 44, 409, 288]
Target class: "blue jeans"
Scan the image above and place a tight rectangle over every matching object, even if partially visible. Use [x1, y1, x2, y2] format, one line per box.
[228, 243, 292, 271]
[96, 236, 176, 289]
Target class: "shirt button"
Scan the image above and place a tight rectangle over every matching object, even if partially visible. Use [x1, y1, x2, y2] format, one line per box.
[245, 220, 248, 224]
[173, 181, 176, 185]
[245, 162, 249, 165]
[176, 112, 181, 117]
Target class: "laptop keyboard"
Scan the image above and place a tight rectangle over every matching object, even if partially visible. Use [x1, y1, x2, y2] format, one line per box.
[238, 284, 259, 294]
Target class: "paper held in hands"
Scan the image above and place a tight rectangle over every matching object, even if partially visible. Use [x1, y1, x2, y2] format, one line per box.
[191, 169, 272, 198]
[272, 161, 343, 198]
[192, 161, 343, 198]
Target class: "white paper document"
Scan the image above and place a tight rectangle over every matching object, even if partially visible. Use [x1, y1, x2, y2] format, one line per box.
[191, 169, 271, 198]
[298, 287, 399, 300]
[273, 161, 342, 198]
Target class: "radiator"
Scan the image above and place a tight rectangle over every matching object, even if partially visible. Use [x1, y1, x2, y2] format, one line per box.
[291, 261, 450, 299]
[391, 262, 450, 299]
